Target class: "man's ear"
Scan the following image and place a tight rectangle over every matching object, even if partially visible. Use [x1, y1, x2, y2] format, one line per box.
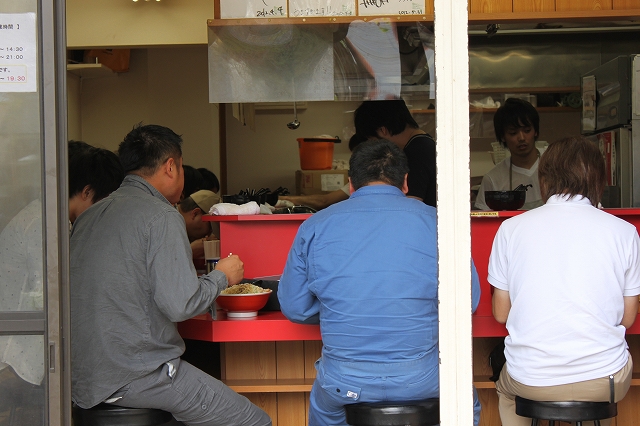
[81, 185, 94, 201]
[165, 158, 177, 178]
[401, 174, 409, 194]
[348, 178, 355, 194]
[191, 208, 202, 220]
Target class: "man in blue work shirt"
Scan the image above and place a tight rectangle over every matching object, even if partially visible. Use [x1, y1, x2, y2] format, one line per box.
[278, 138, 481, 426]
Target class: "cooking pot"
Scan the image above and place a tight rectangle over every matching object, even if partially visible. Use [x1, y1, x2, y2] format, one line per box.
[485, 190, 527, 211]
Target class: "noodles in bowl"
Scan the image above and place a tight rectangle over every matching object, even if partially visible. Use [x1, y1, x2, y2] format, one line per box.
[217, 283, 272, 319]
[221, 283, 270, 295]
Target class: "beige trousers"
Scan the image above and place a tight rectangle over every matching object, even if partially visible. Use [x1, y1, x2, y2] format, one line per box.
[495, 354, 633, 426]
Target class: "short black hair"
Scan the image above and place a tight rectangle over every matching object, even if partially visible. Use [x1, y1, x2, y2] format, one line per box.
[354, 100, 419, 138]
[348, 133, 368, 152]
[493, 98, 539, 146]
[117, 124, 182, 176]
[182, 165, 204, 199]
[348, 139, 409, 190]
[198, 168, 220, 193]
[68, 140, 124, 203]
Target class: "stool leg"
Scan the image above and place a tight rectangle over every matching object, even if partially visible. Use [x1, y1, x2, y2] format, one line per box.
[549, 421, 554, 426]
[595, 422, 601, 426]
[576, 422, 582, 426]
[530, 419, 537, 426]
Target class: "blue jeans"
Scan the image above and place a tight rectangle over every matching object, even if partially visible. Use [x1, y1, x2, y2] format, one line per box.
[309, 355, 481, 426]
[106, 358, 271, 426]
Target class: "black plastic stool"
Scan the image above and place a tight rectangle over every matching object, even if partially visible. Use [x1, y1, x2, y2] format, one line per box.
[515, 396, 617, 426]
[345, 399, 439, 426]
[72, 403, 173, 426]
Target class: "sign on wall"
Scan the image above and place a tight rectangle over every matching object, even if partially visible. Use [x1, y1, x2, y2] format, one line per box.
[0, 13, 37, 93]
[289, 0, 356, 17]
[358, 0, 425, 16]
[220, 0, 289, 19]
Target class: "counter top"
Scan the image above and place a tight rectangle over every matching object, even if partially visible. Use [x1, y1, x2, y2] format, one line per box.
[178, 311, 321, 342]
[179, 208, 640, 342]
[203, 213, 313, 222]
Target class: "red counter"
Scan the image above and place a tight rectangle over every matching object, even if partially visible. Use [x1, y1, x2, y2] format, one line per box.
[185, 209, 640, 340]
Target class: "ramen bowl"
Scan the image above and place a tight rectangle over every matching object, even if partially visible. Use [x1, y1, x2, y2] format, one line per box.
[216, 289, 272, 319]
[484, 190, 526, 211]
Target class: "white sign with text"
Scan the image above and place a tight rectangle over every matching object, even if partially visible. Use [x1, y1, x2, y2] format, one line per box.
[220, 0, 289, 19]
[357, 0, 425, 16]
[0, 13, 37, 93]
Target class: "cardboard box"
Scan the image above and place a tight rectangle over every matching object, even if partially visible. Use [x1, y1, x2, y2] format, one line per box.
[295, 170, 349, 195]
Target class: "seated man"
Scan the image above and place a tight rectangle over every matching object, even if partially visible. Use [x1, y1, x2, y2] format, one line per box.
[70, 124, 271, 426]
[475, 98, 543, 210]
[0, 140, 123, 422]
[177, 189, 220, 259]
[489, 136, 640, 426]
[278, 139, 481, 426]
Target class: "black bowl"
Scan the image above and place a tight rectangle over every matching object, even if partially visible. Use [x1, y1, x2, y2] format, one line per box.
[485, 190, 526, 211]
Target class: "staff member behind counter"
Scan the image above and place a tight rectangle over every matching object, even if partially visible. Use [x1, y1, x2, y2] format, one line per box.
[475, 98, 544, 211]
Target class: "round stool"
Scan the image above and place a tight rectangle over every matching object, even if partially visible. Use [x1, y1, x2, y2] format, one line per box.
[72, 403, 174, 426]
[345, 398, 439, 426]
[515, 396, 617, 426]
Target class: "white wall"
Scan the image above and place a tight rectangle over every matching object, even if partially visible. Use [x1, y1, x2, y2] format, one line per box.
[71, 46, 221, 178]
[66, 0, 213, 48]
[224, 101, 360, 195]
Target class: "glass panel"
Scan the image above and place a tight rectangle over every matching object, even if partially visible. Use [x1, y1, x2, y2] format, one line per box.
[0, 0, 46, 424]
[207, 21, 435, 103]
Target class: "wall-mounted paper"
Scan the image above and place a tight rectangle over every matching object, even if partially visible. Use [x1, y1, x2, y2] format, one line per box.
[289, 0, 355, 17]
[220, 0, 288, 19]
[0, 13, 37, 93]
[358, 0, 425, 16]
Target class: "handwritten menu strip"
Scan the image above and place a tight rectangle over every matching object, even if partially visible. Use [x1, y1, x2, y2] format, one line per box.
[220, 0, 288, 19]
[0, 13, 37, 93]
[358, 0, 426, 16]
[289, 0, 356, 17]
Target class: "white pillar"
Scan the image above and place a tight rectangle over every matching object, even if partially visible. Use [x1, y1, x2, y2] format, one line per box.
[434, 0, 474, 424]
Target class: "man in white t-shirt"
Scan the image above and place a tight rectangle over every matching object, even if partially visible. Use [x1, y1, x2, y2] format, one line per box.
[475, 98, 543, 210]
[488, 136, 640, 426]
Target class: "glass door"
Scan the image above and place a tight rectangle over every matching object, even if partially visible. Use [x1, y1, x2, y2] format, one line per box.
[0, 0, 67, 425]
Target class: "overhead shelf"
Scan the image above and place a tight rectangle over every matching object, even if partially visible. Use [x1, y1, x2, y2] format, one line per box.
[66, 63, 114, 79]
[207, 8, 640, 26]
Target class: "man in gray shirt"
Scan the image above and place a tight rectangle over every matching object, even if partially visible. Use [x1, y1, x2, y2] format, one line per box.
[70, 124, 271, 426]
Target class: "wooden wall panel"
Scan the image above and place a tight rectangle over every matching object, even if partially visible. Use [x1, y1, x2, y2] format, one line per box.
[556, 0, 613, 10]
[470, 0, 513, 13]
[304, 340, 322, 379]
[276, 341, 305, 379]
[613, 0, 640, 9]
[277, 393, 307, 426]
[221, 342, 277, 380]
[513, 0, 556, 12]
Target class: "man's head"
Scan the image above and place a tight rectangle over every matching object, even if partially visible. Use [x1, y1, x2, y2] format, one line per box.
[493, 98, 539, 149]
[68, 141, 124, 223]
[182, 165, 204, 200]
[354, 99, 419, 140]
[538, 136, 605, 207]
[178, 189, 220, 241]
[348, 139, 409, 192]
[118, 124, 184, 204]
[198, 168, 220, 194]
